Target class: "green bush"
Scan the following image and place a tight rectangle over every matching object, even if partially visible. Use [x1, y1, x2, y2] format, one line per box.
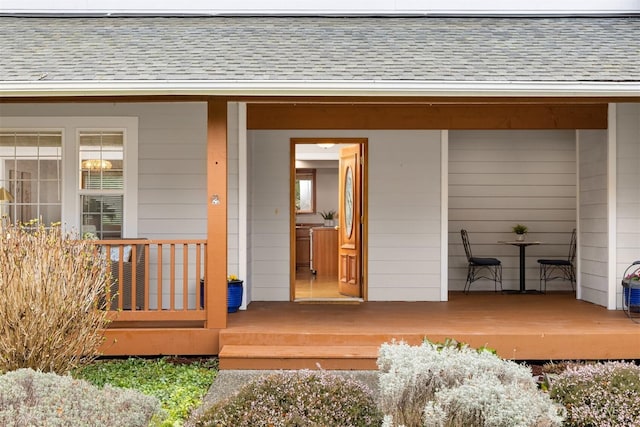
[0, 221, 111, 374]
[0, 368, 164, 427]
[550, 361, 640, 426]
[195, 370, 383, 427]
[377, 340, 565, 427]
[75, 357, 218, 426]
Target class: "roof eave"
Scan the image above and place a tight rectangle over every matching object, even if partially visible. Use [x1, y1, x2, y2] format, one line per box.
[1, 80, 639, 98]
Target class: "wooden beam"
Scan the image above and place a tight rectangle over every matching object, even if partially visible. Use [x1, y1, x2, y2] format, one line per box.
[101, 328, 220, 356]
[248, 104, 608, 130]
[207, 98, 228, 329]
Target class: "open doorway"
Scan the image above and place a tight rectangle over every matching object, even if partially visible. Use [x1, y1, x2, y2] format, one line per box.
[290, 138, 367, 301]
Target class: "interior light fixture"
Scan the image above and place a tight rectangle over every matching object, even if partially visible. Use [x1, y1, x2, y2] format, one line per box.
[316, 143, 335, 149]
[82, 159, 112, 170]
[0, 187, 13, 202]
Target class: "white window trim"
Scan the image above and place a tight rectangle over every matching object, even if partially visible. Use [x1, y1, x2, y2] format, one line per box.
[0, 117, 138, 236]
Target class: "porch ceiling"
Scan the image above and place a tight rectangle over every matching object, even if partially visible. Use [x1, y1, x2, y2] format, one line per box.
[0, 16, 639, 98]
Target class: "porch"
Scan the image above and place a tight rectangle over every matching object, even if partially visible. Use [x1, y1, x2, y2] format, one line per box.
[218, 292, 640, 370]
[94, 239, 639, 369]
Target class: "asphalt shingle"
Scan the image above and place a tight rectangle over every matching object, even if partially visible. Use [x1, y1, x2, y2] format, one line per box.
[0, 16, 638, 83]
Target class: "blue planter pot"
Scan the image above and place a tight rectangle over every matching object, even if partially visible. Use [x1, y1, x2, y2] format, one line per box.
[227, 280, 243, 313]
[624, 285, 640, 312]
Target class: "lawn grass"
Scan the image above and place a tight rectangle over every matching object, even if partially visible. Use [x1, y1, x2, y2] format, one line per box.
[74, 356, 218, 427]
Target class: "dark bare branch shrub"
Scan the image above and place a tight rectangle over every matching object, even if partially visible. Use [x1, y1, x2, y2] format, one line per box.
[0, 221, 111, 374]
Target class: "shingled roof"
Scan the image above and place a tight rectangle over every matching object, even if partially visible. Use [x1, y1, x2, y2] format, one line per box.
[0, 16, 639, 89]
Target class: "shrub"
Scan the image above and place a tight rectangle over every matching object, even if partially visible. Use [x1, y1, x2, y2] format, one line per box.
[75, 356, 218, 426]
[377, 340, 564, 427]
[0, 222, 111, 374]
[0, 368, 164, 427]
[550, 361, 640, 427]
[195, 370, 383, 427]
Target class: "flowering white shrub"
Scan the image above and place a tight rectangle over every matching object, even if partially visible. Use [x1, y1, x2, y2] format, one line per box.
[196, 370, 382, 426]
[0, 368, 164, 426]
[377, 340, 565, 427]
[550, 361, 640, 427]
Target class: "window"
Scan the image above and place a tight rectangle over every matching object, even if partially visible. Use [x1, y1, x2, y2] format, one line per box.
[79, 131, 124, 239]
[0, 131, 62, 226]
[0, 117, 137, 237]
[295, 168, 316, 213]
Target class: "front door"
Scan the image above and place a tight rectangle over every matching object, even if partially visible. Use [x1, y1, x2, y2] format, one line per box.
[338, 144, 363, 297]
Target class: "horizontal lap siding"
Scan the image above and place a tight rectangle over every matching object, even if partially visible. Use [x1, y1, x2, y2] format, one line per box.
[449, 130, 577, 292]
[248, 129, 442, 301]
[368, 131, 442, 300]
[579, 129, 609, 306]
[616, 104, 640, 308]
[0, 102, 209, 307]
[248, 131, 291, 301]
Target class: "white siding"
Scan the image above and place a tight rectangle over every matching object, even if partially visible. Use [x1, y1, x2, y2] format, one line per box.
[616, 103, 640, 308]
[578, 129, 609, 306]
[0, 102, 208, 308]
[247, 129, 442, 302]
[449, 130, 577, 292]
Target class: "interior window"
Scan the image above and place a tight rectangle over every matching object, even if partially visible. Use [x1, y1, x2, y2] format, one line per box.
[295, 168, 316, 214]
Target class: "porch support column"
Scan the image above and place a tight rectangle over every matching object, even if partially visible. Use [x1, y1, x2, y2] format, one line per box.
[207, 98, 228, 329]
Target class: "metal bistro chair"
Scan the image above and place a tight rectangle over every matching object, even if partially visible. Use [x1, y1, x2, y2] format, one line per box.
[460, 229, 502, 293]
[537, 229, 576, 293]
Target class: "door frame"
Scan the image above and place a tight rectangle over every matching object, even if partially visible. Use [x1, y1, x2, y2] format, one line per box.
[289, 137, 368, 301]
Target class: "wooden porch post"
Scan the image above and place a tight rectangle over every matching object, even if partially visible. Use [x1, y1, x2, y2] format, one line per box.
[207, 98, 228, 329]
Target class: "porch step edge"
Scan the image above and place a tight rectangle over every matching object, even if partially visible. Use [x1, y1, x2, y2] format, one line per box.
[218, 345, 380, 370]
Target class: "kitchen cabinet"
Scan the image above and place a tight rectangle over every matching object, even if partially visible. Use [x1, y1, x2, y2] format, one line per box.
[312, 227, 338, 277]
[296, 226, 311, 270]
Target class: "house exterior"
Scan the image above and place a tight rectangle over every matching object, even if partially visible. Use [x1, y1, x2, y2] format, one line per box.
[0, 2, 639, 357]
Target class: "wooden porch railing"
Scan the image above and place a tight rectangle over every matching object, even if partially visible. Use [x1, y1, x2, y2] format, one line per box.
[95, 239, 208, 323]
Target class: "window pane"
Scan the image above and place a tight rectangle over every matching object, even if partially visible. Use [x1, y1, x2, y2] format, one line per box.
[0, 132, 62, 225]
[295, 169, 316, 213]
[79, 131, 124, 190]
[81, 194, 123, 239]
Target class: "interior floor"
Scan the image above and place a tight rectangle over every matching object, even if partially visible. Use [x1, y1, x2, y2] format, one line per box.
[295, 267, 354, 300]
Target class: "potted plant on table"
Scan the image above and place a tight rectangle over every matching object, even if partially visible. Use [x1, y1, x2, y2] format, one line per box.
[319, 210, 336, 227]
[227, 275, 244, 313]
[512, 224, 528, 241]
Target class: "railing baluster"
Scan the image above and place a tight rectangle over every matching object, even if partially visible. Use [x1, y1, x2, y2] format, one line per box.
[170, 244, 176, 311]
[143, 244, 149, 311]
[183, 243, 189, 310]
[130, 244, 137, 311]
[157, 243, 163, 311]
[196, 243, 202, 311]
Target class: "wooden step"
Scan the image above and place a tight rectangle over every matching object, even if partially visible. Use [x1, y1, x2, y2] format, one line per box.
[219, 345, 380, 370]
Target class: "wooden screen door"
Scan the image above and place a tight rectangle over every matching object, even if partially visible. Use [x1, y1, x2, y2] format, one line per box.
[338, 144, 362, 297]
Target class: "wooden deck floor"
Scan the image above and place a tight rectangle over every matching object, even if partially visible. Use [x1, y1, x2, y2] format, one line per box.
[218, 292, 640, 370]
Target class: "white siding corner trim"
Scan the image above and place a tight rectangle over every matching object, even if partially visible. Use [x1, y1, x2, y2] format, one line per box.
[441, 130, 449, 301]
[608, 103, 617, 310]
